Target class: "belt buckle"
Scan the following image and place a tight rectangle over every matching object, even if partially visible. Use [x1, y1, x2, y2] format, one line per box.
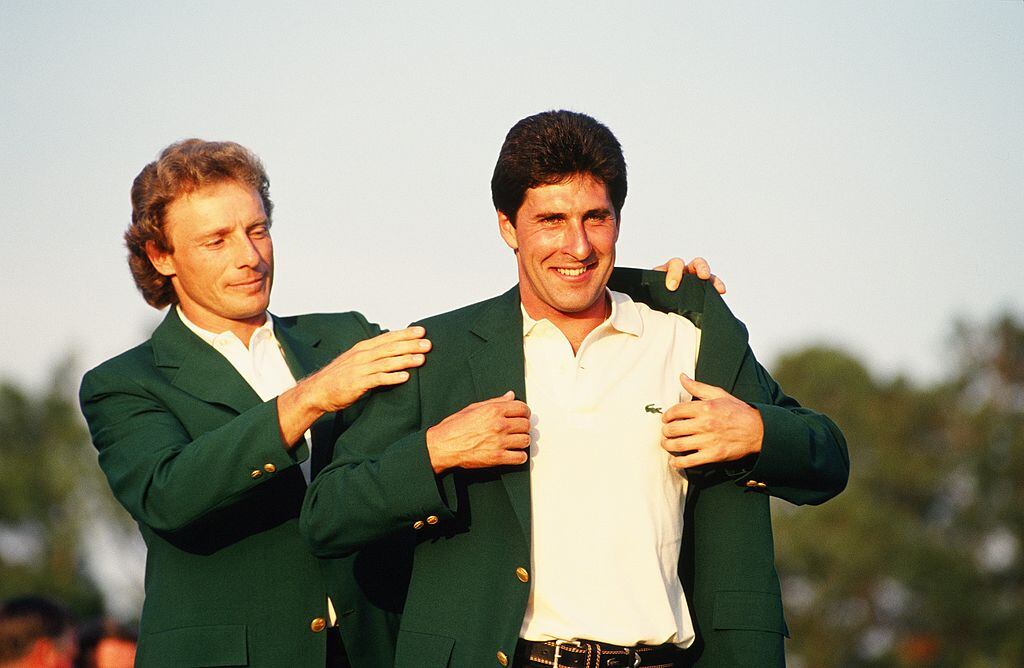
[552, 639, 581, 668]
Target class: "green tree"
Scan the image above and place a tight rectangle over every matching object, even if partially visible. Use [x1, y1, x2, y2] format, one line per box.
[0, 362, 131, 615]
[773, 313, 1024, 667]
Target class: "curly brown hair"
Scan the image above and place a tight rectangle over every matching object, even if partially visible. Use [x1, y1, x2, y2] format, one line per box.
[125, 139, 274, 308]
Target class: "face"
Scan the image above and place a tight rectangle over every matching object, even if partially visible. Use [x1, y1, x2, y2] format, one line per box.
[498, 173, 618, 324]
[147, 181, 273, 340]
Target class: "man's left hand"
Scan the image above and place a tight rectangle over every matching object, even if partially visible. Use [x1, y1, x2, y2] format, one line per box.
[661, 373, 763, 469]
[655, 257, 727, 294]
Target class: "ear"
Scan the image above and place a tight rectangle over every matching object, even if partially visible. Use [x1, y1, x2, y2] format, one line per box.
[145, 240, 176, 277]
[497, 211, 518, 251]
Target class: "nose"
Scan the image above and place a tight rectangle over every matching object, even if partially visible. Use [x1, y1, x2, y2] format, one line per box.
[234, 234, 263, 269]
[561, 220, 593, 260]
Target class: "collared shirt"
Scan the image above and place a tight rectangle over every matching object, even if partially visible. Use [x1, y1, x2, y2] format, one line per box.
[519, 290, 701, 647]
[177, 307, 313, 483]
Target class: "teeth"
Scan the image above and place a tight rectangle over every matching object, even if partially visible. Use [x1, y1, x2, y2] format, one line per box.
[556, 267, 586, 277]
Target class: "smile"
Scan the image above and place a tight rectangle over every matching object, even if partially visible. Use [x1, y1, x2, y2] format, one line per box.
[230, 275, 266, 288]
[554, 266, 590, 278]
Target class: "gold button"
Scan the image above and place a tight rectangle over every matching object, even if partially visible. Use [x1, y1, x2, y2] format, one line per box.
[250, 469, 262, 479]
[426, 515, 439, 525]
[497, 650, 508, 666]
[756, 482, 767, 489]
[413, 520, 425, 530]
[310, 617, 326, 633]
[263, 463, 276, 473]
[745, 480, 759, 488]
[515, 567, 529, 583]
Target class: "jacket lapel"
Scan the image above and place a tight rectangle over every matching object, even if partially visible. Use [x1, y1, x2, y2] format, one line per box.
[466, 287, 531, 538]
[150, 309, 261, 414]
[275, 317, 338, 476]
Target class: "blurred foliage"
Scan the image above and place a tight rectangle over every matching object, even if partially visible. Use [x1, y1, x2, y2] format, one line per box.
[0, 361, 133, 616]
[773, 312, 1024, 667]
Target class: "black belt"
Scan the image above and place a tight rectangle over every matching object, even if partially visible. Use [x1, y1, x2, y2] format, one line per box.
[515, 638, 687, 668]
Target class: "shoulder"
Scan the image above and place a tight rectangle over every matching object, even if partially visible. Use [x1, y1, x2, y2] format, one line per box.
[413, 292, 512, 334]
[610, 289, 699, 334]
[274, 311, 379, 340]
[79, 339, 161, 402]
[82, 339, 156, 382]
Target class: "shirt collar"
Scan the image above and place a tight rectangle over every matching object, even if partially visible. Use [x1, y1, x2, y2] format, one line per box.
[176, 306, 275, 349]
[520, 289, 643, 338]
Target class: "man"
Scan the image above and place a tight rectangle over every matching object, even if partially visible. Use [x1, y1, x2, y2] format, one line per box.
[79, 139, 433, 667]
[80, 138, 706, 666]
[302, 111, 849, 667]
[0, 596, 77, 668]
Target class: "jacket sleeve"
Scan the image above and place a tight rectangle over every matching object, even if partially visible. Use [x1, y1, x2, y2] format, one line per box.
[80, 368, 307, 533]
[301, 367, 453, 558]
[729, 350, 850, 506]
[79, 312, 381, 534]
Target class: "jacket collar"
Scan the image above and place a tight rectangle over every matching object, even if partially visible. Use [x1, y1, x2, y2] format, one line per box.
[149, 308, 324, 415]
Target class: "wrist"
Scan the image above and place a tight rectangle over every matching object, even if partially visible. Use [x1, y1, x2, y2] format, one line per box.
[425, 427, 451, 475]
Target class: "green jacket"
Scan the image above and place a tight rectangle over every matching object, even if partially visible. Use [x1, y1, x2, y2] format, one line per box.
[80, 308, 400, 667]
[302, 269, 849, 667]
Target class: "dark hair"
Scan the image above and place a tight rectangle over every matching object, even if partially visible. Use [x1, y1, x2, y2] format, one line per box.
[124, 139, 273, 309]
[490, 110, 627, 224]
[0, 596, 75, 663]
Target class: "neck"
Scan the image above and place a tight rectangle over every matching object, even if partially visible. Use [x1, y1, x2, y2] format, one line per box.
[521, 294, 610, 354]
[176, 305, 267, 347]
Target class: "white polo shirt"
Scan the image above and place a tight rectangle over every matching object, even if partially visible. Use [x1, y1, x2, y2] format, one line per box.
[519, 290, 700, 647]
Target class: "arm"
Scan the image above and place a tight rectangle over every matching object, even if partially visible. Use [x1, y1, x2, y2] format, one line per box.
[661, 360, 849, 506]
[81, 368, 306, 533]
[302, 375, 530, 557]
[80, 321, 429, 533]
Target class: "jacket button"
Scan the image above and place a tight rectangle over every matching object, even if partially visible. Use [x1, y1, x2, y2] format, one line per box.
[426, 515, 439, 525]
[745, 480, 759, 487]
[413, 520, 425, 530]
[756, 482, 767, 488]
[263, 463, 276, 473]
[497, 650, 509, 666]
[515, 567, 529, 583]
[310, 617, 326, 633]
[250, 469, 262, 479]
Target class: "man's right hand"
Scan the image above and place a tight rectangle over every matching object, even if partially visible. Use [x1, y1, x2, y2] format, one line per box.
[303, 327, 431, 412]
[425, 391, 531, 474]
[277, 327, 430, 447]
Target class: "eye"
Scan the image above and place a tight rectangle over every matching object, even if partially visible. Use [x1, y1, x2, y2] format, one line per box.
[249, 224, 270, 239]
[204, 238, 225, 249]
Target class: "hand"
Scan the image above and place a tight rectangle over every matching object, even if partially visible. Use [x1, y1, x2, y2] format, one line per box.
[426, 391, 531, 473]
[654, 257, 727, 294]
[302, 326, 430, 413]
[661, 373, 762, 469]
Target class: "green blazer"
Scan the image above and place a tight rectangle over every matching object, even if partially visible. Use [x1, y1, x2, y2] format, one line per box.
[302, 269, 849, 667]
[80, 308, 400, 667]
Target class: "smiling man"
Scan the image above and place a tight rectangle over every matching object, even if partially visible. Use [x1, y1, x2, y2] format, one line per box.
[79, 140, 431, 667]
[302, 111, 849, 667]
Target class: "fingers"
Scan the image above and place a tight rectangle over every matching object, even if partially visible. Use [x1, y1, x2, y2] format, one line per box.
[479, 391, 515, 404]
[710, 274, 727, 295]
[685, 256, 712, 280]
[679, 373, 728, 400]
[655, 257, 686, 290]
[351, 326, 427, 351]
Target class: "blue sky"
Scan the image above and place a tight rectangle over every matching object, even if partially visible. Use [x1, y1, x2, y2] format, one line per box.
[2, 1, 1022, 390]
